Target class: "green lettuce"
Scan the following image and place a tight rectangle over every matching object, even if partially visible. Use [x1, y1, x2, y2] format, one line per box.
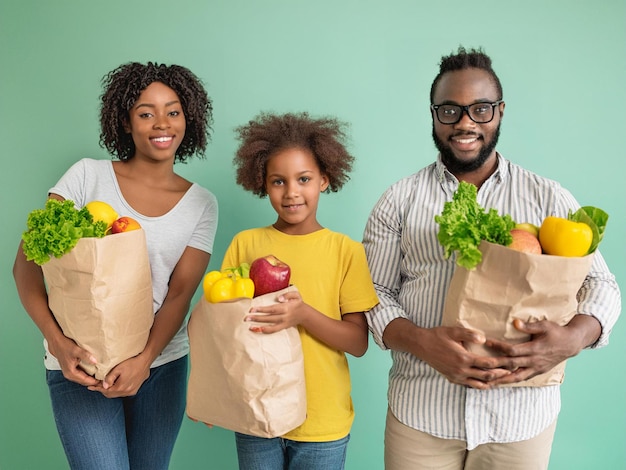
[435, 181, 515, 270]
[22, 199, 107, 265]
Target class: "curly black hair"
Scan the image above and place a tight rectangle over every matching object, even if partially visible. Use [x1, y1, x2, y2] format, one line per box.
[430, 46, 503, 103]
[99, 62, 213, 163]
[233, 112, 354, 198]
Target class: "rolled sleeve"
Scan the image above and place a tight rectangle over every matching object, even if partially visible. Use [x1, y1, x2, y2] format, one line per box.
[550, 187, 621, 348]
[576, 251, 622, 348]
[364, 301, 407, 350]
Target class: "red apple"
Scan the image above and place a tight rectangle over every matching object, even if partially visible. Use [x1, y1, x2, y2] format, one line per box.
[249, 255, 291, 297]
[508, 229, 542, 254]
[110, 216, 141, 234]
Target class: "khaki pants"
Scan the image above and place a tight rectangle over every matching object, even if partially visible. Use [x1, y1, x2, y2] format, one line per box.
[385, 408, 556, 470]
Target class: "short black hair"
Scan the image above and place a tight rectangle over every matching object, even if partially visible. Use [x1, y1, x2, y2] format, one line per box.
[430, 46, 503, 103]
[99, 62, 213, 162]
[233, 112, 354, 197]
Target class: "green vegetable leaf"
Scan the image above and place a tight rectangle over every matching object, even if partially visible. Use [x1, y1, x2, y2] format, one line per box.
[21, 199, 106, 265]
[222, 262, 251, 279]
[568, 206, 609, 254]
[435, 181, 515, 270]
[237, 262, 251, 278]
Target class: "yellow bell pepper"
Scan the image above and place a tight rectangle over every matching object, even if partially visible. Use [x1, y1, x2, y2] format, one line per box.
[208, 277, 236, 302]
[202, 270, 224, 296]
[233, 277, 255, 298]
[203, 268, 255, 302]
[538, 216, 593, 257]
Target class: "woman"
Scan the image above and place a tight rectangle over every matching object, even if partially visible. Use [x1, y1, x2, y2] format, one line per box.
[13, 62, 218, 470]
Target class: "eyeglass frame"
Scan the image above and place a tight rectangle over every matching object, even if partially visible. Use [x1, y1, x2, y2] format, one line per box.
[430, 100, 504, 125]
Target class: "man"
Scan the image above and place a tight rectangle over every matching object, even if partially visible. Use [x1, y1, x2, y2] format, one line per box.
[363, 46, 621, 469]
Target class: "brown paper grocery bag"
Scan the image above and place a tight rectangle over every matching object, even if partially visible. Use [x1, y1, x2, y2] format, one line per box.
[186, 285, 307, 437]
[41, 229, 153, 380]
[442, 241, 594, 387]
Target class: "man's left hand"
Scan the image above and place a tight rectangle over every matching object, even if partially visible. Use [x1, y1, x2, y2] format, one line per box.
[484, 315, 601, 385]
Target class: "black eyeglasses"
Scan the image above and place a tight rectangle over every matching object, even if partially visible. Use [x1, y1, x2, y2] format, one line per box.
[431, 100, 503, 124]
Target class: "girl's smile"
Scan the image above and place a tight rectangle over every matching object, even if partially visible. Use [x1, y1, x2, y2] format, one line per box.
[283, 203, 305, 211]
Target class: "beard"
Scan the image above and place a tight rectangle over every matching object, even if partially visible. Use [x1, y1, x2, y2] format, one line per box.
[432, 123, 501, 175]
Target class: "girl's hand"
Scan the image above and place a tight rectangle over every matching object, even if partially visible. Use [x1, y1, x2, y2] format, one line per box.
[244, 291, 307, 333]
[243, 292, 369, 357]
[87, 354, 151, 398]
[48, 334, 100, 387]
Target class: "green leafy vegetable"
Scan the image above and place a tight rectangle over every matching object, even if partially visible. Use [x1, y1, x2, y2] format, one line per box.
[22, 199, 107, 265]
[568, 206, 609, 254]
[435, 181, 515, 270]
[222, 262, 251, 278]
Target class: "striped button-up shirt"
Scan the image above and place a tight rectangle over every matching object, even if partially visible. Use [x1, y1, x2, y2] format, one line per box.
[363, 154, 621, 449]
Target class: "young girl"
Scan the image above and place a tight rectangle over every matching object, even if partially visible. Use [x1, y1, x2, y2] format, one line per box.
[221, 112, 378, 470]
[13, 62, 218, 470]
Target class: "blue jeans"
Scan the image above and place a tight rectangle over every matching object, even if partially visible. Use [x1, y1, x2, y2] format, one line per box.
[235, 432, 350, 470]
[46, 356, 187, 470]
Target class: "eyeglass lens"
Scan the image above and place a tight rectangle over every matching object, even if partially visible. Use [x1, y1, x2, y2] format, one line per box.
[436, 103, 496, 124]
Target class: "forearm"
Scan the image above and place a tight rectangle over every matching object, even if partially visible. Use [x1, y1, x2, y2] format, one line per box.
[139, 247, 210, 366]
[382, 317, 507, 388]
[139, 292, 193, 366]
[300, 307, 368, 357]
[566, 314, 602, 353]
[381, 317, 426, 356]
[13, 244, 66, 347]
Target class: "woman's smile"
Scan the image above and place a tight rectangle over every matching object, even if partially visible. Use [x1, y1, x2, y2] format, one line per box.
[150, 135, 175, 149]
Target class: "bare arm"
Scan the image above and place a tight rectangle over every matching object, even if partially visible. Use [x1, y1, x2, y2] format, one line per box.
[140, 247, 211, 365]
[13, 194, 100, 386]
[13, 241, 101, 385]
[245, 291, 369, 357]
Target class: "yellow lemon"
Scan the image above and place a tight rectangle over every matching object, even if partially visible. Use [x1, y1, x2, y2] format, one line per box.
[85, 201, 118, 230]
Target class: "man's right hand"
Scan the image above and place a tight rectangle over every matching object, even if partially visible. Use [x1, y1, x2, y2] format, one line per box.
[382, 318, 511, 389]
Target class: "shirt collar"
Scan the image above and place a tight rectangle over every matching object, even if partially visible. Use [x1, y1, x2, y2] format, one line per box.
[435, 152, 509, 186]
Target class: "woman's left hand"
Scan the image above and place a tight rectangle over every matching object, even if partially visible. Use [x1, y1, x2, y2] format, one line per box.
[87, 354, 151, 398]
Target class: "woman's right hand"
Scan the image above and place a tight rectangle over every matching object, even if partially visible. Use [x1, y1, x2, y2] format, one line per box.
[47, 334, 100, 386]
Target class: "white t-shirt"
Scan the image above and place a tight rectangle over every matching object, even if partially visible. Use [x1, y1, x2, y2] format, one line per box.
[44, 158, 218, 370]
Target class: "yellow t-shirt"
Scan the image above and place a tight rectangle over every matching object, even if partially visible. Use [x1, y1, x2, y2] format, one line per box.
[222, 226, 379, 442]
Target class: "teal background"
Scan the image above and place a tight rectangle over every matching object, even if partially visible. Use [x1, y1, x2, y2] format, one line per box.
[1, 1, 624, 469]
